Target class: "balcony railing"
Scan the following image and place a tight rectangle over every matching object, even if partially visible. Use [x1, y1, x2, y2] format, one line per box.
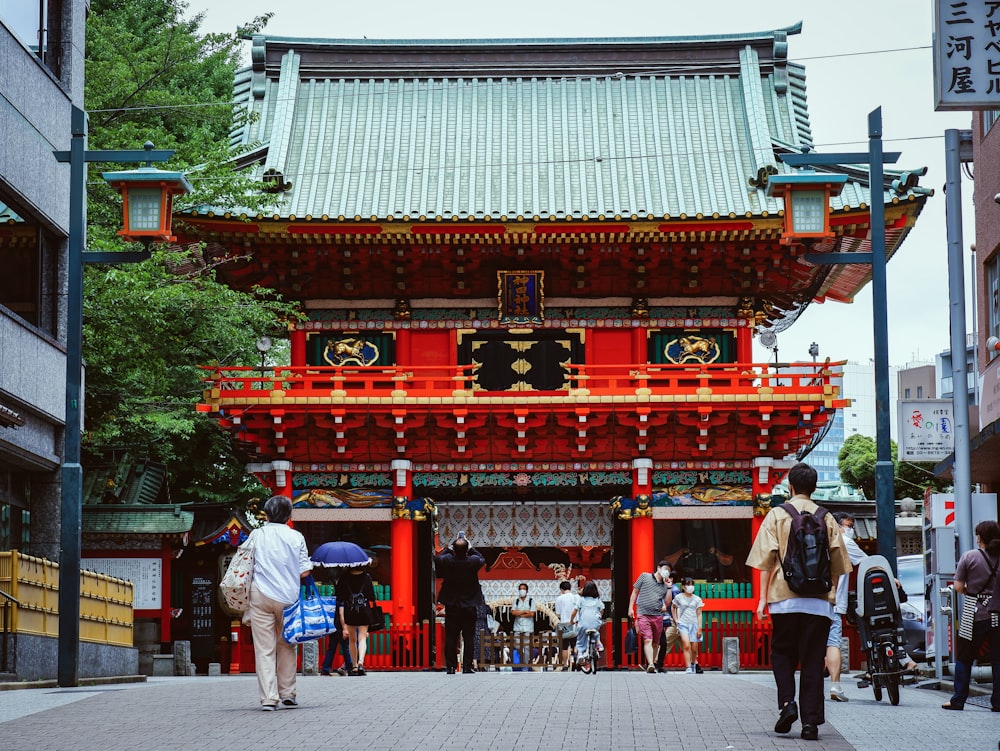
[200, 360, 845, 404]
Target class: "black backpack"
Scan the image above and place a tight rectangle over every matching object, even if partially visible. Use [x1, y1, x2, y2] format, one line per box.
[779, 502, 832, 596]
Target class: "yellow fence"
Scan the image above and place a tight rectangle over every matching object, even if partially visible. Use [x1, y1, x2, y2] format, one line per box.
[0, 551, 134, 647]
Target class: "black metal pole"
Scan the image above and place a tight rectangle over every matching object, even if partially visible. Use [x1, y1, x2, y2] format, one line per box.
[54, 107, 176, 687]
[57, 106, 87, 688]
[868, 107, 897, 572]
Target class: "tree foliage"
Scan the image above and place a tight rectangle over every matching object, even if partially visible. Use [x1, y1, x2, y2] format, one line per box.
[82, 0, 290, 503]
[837, 433, 950, 501]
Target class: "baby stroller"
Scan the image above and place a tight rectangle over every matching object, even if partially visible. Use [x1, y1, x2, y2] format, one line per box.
[849, 555, 909, 705]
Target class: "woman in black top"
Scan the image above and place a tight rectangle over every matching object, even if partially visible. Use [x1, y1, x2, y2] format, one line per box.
[336, 565, 376, 675]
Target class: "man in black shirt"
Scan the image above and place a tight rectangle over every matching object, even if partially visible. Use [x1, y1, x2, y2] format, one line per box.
[435, 535, 486, 674]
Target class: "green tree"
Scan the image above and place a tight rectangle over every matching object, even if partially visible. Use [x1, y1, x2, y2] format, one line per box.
[838, 434, 878, 500]
[81, 0, 290, 503]
[837, 433, 950, 501]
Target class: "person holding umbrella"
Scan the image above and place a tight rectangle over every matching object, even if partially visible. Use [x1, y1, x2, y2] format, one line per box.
[247, 495, 312, 710]
[312, 540, 376, 676]
[435, 532, 485, 674]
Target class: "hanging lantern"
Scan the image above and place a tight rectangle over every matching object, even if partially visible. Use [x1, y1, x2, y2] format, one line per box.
[102, 143, 193, 244]
[766, 171, 848, 245]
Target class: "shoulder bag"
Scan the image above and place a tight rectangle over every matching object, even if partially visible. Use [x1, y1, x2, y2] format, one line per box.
[219, 530, 257, 614]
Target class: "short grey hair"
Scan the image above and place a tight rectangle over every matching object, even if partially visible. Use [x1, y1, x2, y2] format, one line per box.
[263, 495, 292, 524]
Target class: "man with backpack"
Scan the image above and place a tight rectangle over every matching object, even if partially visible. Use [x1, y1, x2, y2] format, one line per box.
[746, 462, 851, 742]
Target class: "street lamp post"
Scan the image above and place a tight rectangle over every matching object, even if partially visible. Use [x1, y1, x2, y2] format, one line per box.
[772, 107, 902, 571]
[53, 105, 190, 687]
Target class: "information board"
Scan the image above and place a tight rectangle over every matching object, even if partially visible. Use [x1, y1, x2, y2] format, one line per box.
[81, 557, 162, 610]
[897, 399, 954, 461]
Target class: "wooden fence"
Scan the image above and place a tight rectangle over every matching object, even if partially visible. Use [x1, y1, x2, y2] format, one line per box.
[0, 551, 134, 647]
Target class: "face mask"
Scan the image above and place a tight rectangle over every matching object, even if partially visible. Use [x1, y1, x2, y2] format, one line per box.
[843, 527, 856, 540]
[683, 585, 695, 594]
[658, 567, 670, 578]
[519, 589, 528, 597]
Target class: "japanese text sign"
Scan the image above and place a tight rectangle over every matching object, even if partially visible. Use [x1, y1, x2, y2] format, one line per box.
[934, 0, 1000, 110]
[897, 399, 955, 461]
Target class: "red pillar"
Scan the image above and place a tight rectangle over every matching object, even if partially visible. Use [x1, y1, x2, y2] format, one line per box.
[290, 328, 307, 367]
[390, 460, 416, 623]
[630, 458, 654, 584]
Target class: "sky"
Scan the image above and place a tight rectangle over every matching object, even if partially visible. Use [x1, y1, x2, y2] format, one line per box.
[195, 0, 977, 369]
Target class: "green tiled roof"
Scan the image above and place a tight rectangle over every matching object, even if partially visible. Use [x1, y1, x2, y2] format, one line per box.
[82, 506, 194, 536]
[210, 27, 922, 223]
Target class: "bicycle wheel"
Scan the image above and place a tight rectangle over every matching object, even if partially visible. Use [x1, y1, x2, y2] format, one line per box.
[884, 646, 901, 706]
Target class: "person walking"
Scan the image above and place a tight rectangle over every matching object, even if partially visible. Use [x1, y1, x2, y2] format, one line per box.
[246, 495, 312, 711]
[825, 512, 867, 701]
[655, 568, 681, 672]
[337, 564, 377, 675]
[672, 576, 704, 674]
[628, 559, 672, 673]
[746, 462, 851, 741]
[554, 580, 580, 670]
[942, 519, 1000, 712]
[435, 534, 486, 675]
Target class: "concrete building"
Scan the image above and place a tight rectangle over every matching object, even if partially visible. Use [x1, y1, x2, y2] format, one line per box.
[0, 3, 87, 558]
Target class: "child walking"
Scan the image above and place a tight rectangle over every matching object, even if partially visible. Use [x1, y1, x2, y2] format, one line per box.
[575, 581, 605, 669]
[672, 577, 704, 674]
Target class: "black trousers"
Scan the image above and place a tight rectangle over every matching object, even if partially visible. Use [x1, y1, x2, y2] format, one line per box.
[770, 611, 831, 726]
[444, 605, 479, 671]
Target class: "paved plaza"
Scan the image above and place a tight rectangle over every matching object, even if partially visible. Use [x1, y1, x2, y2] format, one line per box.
[0, 669, 995, 751]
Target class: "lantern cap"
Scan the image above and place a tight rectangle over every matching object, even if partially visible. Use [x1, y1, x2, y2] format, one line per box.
[766, 171, 848, 198]
[102, 164, 193, 195]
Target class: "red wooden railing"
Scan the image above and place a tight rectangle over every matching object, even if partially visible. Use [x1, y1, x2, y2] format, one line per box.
[199, 360, 845, 403]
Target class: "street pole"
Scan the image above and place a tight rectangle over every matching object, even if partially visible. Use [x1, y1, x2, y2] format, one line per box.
[54, 106, 174, 687]
[780, 107, 901, 570]
[944, 128, 974, 556]
[869, 108, 897, 574]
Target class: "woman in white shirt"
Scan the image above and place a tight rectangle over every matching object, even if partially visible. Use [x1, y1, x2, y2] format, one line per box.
[247, 496, 312, 711]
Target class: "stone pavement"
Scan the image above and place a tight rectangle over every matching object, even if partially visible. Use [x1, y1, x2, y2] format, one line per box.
[0, 669, 996, 751]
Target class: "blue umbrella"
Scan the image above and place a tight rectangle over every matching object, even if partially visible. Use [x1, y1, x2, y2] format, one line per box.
[311, 541, 372, 568]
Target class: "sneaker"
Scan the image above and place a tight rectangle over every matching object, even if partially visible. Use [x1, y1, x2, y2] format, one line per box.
[261, 704, 277, 712]
[281, 698, 298, 707]
[646, 664, 656, 674]
[685, 666, 695, 674]
[829, 686, 848, 702]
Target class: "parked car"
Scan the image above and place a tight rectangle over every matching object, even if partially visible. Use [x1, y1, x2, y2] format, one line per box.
[896, 554, 927, 662]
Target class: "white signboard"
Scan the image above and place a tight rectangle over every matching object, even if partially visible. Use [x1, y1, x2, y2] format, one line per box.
[898, 399, 954, 461]
[934, 0, 1000, 110]
[81, 557, 162, 610]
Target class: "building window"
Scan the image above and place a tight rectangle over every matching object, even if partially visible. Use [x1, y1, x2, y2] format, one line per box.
[987, 110, 1000, 133]
[0, 222, 59, 336]
[917, 386, 923, 398]
[0, 1, 64, 78]
[989, 251, 1000, 349]
[904, 388, 911, 398]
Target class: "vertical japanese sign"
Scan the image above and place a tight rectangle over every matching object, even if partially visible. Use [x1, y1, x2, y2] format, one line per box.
[498, 270, 544, 325]
[934, 0, 1000, 110]
[897, 399, 955, 460]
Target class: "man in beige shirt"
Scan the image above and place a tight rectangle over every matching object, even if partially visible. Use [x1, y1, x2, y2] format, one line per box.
[746, 463, 851, 742]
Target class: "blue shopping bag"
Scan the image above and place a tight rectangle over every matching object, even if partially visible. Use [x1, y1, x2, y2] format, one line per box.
[282, 584, 338, 644]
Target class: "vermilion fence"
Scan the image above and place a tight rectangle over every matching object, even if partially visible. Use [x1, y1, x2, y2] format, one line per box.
[314, 618, 778, 672]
